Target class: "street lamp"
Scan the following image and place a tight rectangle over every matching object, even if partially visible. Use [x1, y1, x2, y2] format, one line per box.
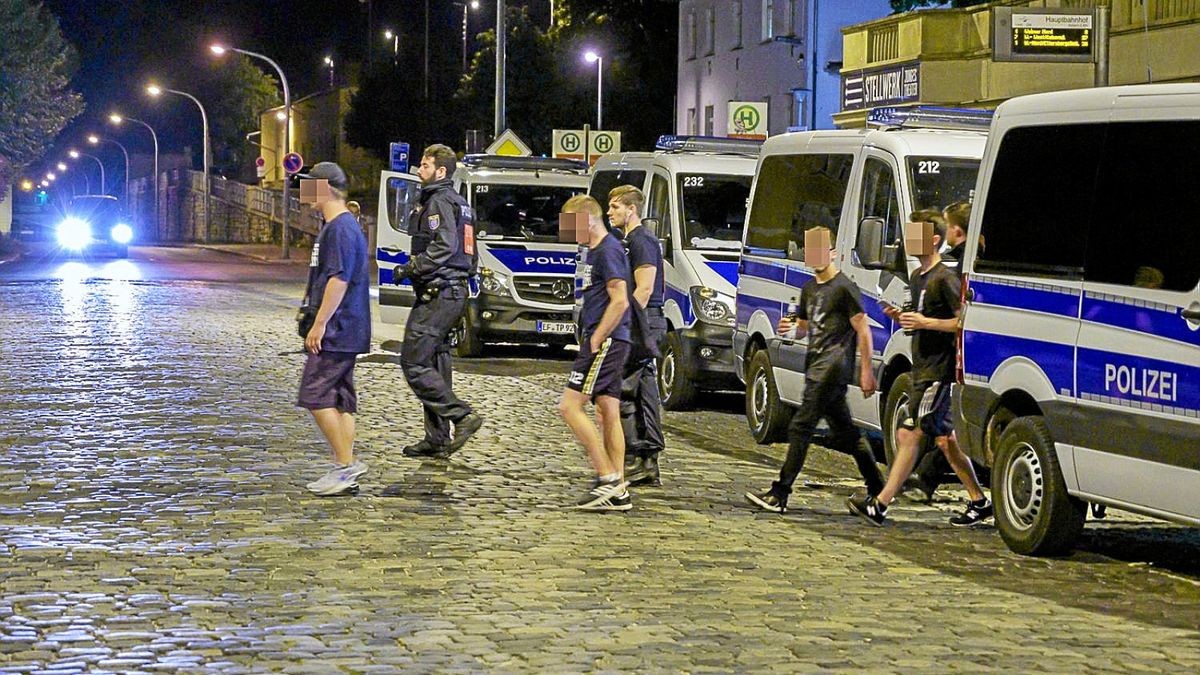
[89, 134, 131, 209]
[584, 50, 603, 129]
[323, 55, 335, 89]
[69, 149, 105, 195]
[110, 113, 160, 232]
[384, 29, 398, 65]
[147, 83, 211, 243]
[453, 1, 481, 71]
[46, 172, 56, 181]
[210, 43, 292, 259]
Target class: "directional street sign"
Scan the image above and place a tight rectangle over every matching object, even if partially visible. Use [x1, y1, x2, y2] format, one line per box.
[486, 129, 532, 157]
[552, 129, 622, 165]
[282, 152, 304, 175]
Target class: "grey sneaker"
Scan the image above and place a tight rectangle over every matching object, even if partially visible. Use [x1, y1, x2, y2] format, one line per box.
[307, 460, 368, 496]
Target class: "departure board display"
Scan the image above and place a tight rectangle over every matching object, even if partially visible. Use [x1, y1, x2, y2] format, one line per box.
[993, 8, 1095, 63]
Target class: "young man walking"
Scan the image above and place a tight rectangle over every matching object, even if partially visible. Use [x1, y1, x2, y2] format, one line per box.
[297, 162, 372, 496]
[557, 194, 633, 511]
[848, 210, 992, 527]
[745, 227, 883, 513]
[393, 144, 483, 459]
[607, 185, 668, 487]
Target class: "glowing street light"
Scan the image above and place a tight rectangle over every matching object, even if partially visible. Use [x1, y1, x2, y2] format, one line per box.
[584, 49, 604, 129]
[323, 55, 335, 88]
[110, 112, 161, 229]
[384, 29, 399, 65]
[69, 149, 105, 194]
[89, 134, 131, 209]
[147, 82, 211, 242]
[57, 163, 67, 172]
[46, 172, 56, 181]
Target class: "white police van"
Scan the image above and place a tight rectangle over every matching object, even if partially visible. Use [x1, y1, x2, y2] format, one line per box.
[734, 108, 987, 456]
[588, 136, 760, 409]
[376, 155, 589, 356]
[943, 84, 1200, 555]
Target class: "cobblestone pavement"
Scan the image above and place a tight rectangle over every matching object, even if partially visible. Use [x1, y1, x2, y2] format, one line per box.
[1, 258, 1199, 672]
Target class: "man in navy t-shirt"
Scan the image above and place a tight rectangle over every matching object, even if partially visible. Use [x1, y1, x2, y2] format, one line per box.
[295, 162, 371, 496]
[558, 194, 633, 512]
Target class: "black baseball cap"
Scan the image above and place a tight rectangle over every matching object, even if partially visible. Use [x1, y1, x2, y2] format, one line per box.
[298, 161, 349, 191]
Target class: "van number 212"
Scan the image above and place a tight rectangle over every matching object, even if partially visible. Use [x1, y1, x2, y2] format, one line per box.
[917, 161, 941, 175]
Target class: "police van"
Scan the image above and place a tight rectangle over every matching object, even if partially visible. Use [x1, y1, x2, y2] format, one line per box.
[587, 136, 760, 409]
[734, 108, 987, 457]
[931, 84, 1199, 555]
[376, 155, 589, 356]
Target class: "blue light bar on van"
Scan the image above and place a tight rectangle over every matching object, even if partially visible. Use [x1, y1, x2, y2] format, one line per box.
[654, 135, 763, 155]
[460, 154, 589, 173]
[866, 105, 994, 131]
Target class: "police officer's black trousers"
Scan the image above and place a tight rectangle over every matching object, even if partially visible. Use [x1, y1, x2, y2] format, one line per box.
[772, 376, 884, 497]
[402, 285, 473, 445]
[620, 316, 667, 457]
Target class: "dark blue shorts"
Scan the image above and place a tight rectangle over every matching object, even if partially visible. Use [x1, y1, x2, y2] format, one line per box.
[902, 379, 953, 437]
[297, 351, 359, 413]
[568, 338, 630, 401]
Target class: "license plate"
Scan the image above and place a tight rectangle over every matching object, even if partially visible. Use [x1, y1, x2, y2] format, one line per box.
[537, 321, 575, 334]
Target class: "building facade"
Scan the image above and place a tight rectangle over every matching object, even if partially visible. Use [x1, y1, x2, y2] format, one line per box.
[676, 0, 892, 136]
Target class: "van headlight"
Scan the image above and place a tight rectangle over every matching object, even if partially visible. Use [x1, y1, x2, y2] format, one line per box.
[111, 223, 133, 244]
[691, 286, 735, 326]
[479, 267, 510, 296]
[56, 217, 92, 250]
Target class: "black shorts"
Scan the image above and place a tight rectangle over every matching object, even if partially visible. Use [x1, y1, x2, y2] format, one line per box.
[297, 351, 359, 413]
[568, 338, 630, 401]
[902, 379, 952, 437]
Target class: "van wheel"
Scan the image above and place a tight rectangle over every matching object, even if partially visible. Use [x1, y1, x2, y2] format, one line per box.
[745, 350, 790, 444]
[453, 316, 483, 358]
[659, 332, 697, 411]
[882, 372, 913, 467]
[994, 417, 1086, 556]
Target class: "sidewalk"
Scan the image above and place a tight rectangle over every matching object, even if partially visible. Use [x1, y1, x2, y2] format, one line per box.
[194, 243, 312, 264]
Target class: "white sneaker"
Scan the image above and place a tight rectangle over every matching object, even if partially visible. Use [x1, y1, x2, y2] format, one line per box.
[306, 460, 368, 496]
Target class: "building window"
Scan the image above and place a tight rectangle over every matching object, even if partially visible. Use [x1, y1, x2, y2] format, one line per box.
[705, 7, 716, 55]
[687, 108, 698, 134]
[704, 105, 715, 135]
[732, 0, 743, 49]
[688, 11, 698, 59]
[761, 0, 774, 42]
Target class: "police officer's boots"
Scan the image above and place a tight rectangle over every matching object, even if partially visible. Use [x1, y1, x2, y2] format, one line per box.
[624, 452, 646, 481]
[627, 450, 661, 487]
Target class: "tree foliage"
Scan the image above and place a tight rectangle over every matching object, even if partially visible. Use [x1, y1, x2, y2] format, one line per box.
[0, 0, 84, 191]
[344, 52, 434, 160]
[203, 54, 280, 179]
[890, 0, 990, 12]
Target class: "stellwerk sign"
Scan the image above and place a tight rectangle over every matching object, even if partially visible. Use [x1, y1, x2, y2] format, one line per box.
[841, 61, 920, 111]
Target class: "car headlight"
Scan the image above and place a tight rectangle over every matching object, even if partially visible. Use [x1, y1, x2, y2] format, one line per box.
[111, 223, 133, 244]
[479, 268, 510, 296]
[56, 218, 92, 250]
[690, 286, 735, 326]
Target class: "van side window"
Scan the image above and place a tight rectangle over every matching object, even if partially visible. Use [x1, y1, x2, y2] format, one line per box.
[1086, 120, 1200, 292]
[858, 157, 902, 250]
[386, 177, 421, 233]
[590, 169, 647, 229]
[744, 153, 854, 259]
[647, 173, 674, 254]
[976, 124, 1102, 279]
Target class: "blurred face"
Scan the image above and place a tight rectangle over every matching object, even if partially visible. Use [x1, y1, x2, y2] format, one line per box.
[607, 199, 637, 230]
[417, 155, 445, 184]
[299, 179, 332, 207]
[905, 221, 939, 256]
[803, 228, 833, 271]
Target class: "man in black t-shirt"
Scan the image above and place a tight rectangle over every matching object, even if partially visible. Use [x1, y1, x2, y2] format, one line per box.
[608, 185, 669, 487]
[746, 227, 883, 514]
[848, 210, 992, 527]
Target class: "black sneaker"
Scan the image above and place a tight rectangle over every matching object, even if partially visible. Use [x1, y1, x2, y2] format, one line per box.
[402, 439, 442, 458]
[847, 494, 888, 527]
[572, 478, 623, 509]
[745, 489, 787, 513]
[949, 498, 994, 527]
[444, 413, 483, 454]
[585, 488, 632, 512]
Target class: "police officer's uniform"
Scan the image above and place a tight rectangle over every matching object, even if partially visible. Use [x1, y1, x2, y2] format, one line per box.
[398, 177, 477, 449]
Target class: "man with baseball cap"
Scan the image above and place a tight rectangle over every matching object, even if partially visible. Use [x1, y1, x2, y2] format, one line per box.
[296, 161, 372, 496]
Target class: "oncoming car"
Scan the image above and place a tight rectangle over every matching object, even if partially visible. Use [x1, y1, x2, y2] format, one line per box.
[56, 195, 132, 258]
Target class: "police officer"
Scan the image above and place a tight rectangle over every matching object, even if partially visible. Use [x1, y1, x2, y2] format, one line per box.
[393, 144, 483, 457]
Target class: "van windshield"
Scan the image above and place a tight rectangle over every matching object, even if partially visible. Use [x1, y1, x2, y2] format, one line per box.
[472, 184, 582, 241]
[678, 174, 752, 250]
[907, 157, 980, 213]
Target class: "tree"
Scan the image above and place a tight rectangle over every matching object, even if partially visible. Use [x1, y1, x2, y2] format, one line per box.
[203, 54, 280, 180]
[344, 57, 432, 161]
[0, 0, 84, 191]
[890, 0, 990, 12]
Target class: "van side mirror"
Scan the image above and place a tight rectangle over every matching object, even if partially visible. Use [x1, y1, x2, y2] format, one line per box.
[855, 217, 898, 270]
[641, 217, 663, 239]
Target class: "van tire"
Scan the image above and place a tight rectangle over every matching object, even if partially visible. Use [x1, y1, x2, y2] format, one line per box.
[882, 372, 913, 467]
[453, 316, 483, 358]
[659, 331, 698, 411]
[993, 417, 1086, 556]
[745, 349, 790, 445]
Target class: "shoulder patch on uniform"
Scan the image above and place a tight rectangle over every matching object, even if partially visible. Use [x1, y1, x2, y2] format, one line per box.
[428, 214, 441, 230]
[462, 205, 473, 219]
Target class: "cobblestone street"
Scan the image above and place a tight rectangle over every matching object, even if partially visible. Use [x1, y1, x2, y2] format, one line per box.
[2, 254, 1199, 672]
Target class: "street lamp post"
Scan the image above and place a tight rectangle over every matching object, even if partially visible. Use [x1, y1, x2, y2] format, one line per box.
[384, 30, 398, 66]
[69, 149, 105, 195]
[110, 113, 160, 234]
[89, 134, 131, 209]
[584, 50, 603, 129]
[454, 1, 481, 71]
[495, 0, 506, 136]
[323, 55, 335, 89]
[210, 45, 292, 259]
[146, 84, 210, 244]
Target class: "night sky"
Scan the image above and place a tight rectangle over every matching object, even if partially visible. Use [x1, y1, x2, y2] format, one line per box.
[41, 1, 551, 172]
